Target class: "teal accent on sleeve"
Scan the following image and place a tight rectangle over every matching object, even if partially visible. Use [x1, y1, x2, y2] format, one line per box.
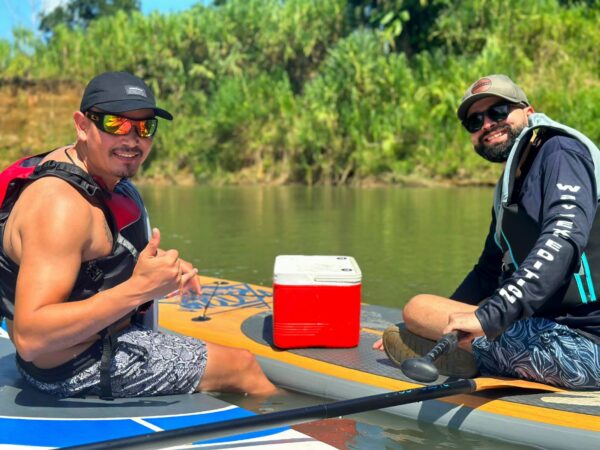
[581, 253, 597, 302]
[574, 273, 589, 304]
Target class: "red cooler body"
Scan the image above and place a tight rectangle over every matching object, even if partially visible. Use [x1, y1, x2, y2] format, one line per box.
[273, 255, 362, 349]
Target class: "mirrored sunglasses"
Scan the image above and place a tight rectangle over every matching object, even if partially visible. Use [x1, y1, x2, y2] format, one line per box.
[462, 102, 516, 133]
[85, 111, 158, 138]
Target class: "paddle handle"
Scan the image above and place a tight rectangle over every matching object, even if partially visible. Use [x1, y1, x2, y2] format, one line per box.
[424, 331, 465, 363]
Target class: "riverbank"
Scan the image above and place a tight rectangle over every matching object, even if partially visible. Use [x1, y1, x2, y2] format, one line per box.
[0, 82, 501, 187]
[0, 83, 80, 168]
[135, 170, 499, 188]
[2, 2, 598, 186]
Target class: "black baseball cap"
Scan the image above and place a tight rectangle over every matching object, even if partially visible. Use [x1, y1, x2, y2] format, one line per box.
[80, 71, 173, 120]
[457, 74, 529, 121]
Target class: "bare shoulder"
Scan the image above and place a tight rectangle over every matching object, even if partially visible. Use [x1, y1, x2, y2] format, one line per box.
[16, 176, 94, 221]
[7, 177, 96, 261]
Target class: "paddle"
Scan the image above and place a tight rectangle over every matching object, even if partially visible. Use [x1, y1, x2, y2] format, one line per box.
[62, 378, 476, 450]
[400, 331, 465, 383]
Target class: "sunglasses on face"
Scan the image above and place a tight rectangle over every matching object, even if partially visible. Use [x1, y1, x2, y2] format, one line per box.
[85, 111, 158, 138]
[462, 102, 518, 133]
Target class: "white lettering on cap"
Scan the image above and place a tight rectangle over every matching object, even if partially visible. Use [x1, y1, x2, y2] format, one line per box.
[125, 85, 147, 97]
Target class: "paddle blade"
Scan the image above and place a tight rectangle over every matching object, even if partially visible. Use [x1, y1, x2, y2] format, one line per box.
[400, 358, 439, 383]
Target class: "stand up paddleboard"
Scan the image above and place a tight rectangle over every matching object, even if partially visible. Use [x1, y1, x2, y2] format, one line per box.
[0, 320, 335, 449]
[159, 276, 600, 450]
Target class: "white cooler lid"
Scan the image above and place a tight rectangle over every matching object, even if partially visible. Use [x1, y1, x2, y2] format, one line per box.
[273, 255, 362, 285]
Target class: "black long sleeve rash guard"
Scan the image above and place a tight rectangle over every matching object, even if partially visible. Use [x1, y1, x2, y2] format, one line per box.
[453, 136, 600, 341]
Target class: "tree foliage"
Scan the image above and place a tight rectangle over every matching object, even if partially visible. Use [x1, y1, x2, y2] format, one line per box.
[1, 0, 599, 185]
[39, 0, 140, 34]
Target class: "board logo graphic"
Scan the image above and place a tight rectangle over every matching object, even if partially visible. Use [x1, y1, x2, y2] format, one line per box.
[161, 282, 273, 311]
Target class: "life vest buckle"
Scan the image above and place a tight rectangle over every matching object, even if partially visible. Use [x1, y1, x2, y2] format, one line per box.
[501, 261, 515, 273]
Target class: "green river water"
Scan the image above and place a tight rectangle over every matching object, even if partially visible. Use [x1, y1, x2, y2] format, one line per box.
[140, 185, 533, 450]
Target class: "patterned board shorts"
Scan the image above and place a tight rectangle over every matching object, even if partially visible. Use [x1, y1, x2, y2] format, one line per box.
[18, 325, 207, 398]
[472, 317, 600, 390]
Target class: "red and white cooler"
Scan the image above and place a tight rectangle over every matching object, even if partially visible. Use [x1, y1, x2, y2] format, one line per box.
[272, 255, 362, 349]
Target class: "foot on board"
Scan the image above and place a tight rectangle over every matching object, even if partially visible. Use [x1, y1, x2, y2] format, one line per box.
[382, 324, 479, 379]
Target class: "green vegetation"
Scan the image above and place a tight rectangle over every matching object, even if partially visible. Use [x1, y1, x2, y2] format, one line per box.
[38, 0, 141, 34]
[1, 0, 599, 185]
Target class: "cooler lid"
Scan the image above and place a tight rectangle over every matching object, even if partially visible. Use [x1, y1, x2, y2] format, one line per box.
[273, 255, 362, 285]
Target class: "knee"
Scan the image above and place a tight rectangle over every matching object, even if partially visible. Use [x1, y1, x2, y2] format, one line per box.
[402, 294, 428, 327]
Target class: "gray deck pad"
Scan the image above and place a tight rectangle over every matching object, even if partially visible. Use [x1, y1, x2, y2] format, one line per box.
[241, 306, 600, 417]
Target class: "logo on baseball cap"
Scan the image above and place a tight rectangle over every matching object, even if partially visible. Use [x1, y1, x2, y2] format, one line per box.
[457, 74, 529, 121]
[80, 71, 173, 120]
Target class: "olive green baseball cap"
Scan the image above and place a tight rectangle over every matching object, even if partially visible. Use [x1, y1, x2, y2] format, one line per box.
[457, 74, 529, 120]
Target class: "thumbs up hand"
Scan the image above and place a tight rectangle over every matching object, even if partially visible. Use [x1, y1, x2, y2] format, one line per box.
[140, 226, 161, 258]
[129, 228, 198, 301]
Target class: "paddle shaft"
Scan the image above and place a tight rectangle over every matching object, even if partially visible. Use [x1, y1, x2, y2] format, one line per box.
[63, 379, 476, 450]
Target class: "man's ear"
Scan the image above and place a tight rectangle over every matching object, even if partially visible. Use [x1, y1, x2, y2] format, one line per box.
[524, 105, 535, 116]
[73, 111, 90, 141]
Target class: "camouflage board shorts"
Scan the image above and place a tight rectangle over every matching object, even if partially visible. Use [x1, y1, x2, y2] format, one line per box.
[17, 325, 207, 398]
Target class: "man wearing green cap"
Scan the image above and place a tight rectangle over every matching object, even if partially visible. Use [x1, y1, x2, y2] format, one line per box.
[0, 71, 275, 398]
[375, 74, 600, 389]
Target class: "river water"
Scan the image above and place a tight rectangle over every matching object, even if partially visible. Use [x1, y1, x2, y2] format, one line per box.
[140, 184, 533, 450]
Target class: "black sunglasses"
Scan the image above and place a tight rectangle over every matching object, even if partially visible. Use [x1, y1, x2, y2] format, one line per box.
[462, 102, 520, 133]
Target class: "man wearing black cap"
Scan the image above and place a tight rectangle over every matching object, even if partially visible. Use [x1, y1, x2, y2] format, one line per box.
[376, 74, 600, 389]
[0, 71, 275, 398]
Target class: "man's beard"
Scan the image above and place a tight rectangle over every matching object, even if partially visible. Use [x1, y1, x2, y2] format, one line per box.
[116, 170, 135, 179]
[111, 146, 143, 178]
[474, 124, 525, 163]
